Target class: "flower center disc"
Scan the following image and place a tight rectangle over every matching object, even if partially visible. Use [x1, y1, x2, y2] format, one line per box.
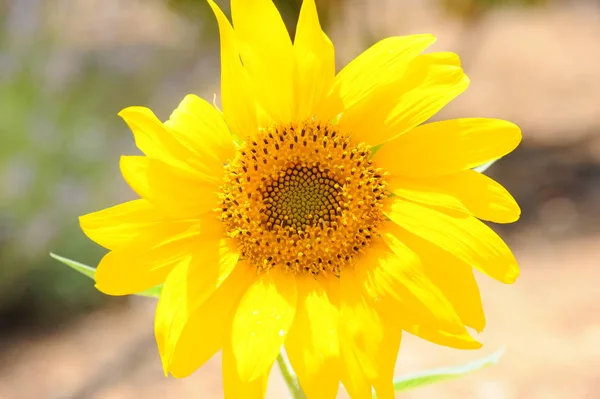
[219, 121, 387, 277]
[261, 164, 342, 230]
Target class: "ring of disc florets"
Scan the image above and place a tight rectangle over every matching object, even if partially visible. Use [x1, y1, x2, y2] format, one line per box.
[218, 121, 387, 277]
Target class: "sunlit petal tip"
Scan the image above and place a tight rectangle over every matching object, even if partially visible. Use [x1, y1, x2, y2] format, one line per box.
[503, 264, 521, 284]
[501, 120, 523, 150]
[117, 105, 150, 119]
[160, 356, 169, 378]
[407, 322, 483, 350]
[93, 263, 130, 297]
[428, 51, 462, 67]
[499, 200, 522, 224]
[205, 0, 221, 13]
[77, 213, 88, 224]
[410, 32, 437, 44]
[78, 214, 93, 234]
[514, 206, 523, 221]
[92, 283, 103, 294]
[93, 270, 122, 297]
[116, 106, 163, 134]
[460, 336, 483, 350]
[92, 280, 134, 298]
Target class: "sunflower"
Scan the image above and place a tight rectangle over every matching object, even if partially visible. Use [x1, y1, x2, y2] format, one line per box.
[79, 0, 521, 398]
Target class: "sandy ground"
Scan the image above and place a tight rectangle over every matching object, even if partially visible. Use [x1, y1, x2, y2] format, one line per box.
[1, 1, 599, 398]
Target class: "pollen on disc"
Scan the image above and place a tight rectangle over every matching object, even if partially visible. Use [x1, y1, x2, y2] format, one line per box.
[219, 121, 387, 277]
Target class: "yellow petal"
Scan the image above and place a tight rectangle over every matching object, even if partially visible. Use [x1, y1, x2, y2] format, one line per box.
[341, 52, 468, 145]
[284, 276, 340, 399]
[319, 34, 436, 122]
[154, 238, 239, 374]
[339, 268, 383, 381]
[404, 323, 482, 350]
[161, 261, 254, 378]
[375, 118, 522, 178]
[118, 106, 200, 174]
[389, 169, 520, 224]
[321, 276, 372, 399]
[207, 0, 258, 137]
[340, 282, 383, 399]
[231, 267, 297, 382]
[164, 94, 236, 173]
[435, 171, 520, 224]
[119, 156, 220, 219]
[397, 230, 486, 332]
[293, 0, 335, 122]
[339, 344, 372, 399]
[370, 299, 403, 399]
[388, 176, 468, 215]
[231, 0, 294, 124]
[223, 340, 270, 399]
[94, 220, 204, 295]
[385, 198, 520, 283]
[359, 233, 478, 346]
[79, 199, 168, 250]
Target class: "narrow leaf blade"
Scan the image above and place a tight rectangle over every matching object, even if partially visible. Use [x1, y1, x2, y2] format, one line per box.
[49, 253, 162, 298]
[392, 348, 505, 393]
[50, 252, 95, 279]
[137, 285, 163, 298]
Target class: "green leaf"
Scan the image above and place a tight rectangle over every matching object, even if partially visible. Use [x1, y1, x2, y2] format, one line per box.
[137, 284, 163, 298]
[50, 252, 96, 279]
[49, 253, 162, 298]
[390, 348, 505, 394]
[277, 351, 307, 399]
[473, 159, 499, 173]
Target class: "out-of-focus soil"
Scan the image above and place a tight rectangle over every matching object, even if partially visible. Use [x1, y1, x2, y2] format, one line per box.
[2, 1, 600, 398]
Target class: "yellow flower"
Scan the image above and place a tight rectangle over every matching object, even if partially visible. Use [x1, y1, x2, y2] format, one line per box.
[80, 0, 521, 398]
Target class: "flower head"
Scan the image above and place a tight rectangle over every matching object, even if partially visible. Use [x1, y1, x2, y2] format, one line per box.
[80, 0, 521, 398]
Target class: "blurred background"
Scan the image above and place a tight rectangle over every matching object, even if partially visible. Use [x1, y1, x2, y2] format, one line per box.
[1, 0, 599, 398]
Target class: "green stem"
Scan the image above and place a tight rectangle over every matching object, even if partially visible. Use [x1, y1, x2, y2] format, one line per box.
[277, 350, 307, 399]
